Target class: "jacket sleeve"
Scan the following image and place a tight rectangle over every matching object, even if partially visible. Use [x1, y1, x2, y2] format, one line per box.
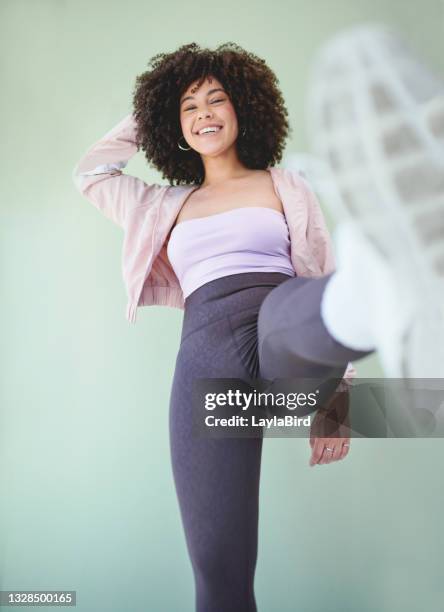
[298, 174, 337, 276]
[72, 113, 161, 227]
[298, 173, 357, 386]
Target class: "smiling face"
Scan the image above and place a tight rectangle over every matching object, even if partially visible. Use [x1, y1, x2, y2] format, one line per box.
[179, 75, 240, 158]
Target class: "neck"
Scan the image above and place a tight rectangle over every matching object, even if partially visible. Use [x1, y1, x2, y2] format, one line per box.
[199, 149, 249, 188]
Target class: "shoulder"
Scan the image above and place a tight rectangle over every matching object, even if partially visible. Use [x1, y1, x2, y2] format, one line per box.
[269, 167, 313, 192]
[165, 183, 199, 196]
[269, 165, 307, 184]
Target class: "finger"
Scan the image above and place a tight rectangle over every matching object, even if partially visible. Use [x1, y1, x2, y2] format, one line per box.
[317, 448, 326, 465]
[330, 445, 342, 462]
[310, 444, 322, 466]
[310, 439, 325, 466]
[318, 446, 331, 465]
[318, 443, 335, 464]
[323, 447, 335, 464]
[339, 442, 350, 460]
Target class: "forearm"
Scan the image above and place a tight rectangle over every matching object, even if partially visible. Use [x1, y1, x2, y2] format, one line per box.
[71, 113, 160, 228]
[72, 113, 139, 182]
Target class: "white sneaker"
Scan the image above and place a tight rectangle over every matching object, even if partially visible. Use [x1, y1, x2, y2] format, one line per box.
[331, 219, 444, 377]
[286, 23, 444, 378]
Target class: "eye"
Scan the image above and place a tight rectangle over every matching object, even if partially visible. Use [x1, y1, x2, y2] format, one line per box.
[184, 98, 226, 112]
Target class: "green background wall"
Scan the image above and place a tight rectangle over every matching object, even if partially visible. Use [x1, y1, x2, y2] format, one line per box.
[1, 1, 443, 610]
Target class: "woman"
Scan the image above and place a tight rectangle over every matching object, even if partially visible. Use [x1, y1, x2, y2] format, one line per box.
[73, 42, 376, 612]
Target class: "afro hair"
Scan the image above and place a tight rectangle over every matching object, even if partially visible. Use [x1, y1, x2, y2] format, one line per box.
[132, 42, 291, 186]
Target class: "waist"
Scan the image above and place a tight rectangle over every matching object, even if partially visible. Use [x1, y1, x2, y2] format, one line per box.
[180, 255, 295, 299]
[181, 271, 293, 340]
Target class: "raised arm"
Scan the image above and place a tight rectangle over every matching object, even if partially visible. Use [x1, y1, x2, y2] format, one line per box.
[72, 113, 162, 227]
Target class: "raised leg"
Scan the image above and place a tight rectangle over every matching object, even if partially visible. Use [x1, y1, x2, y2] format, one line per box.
[257, 273, 374, 413]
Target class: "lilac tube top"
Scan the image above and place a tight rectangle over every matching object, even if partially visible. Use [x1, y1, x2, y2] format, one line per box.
[166, 206, 296, 299]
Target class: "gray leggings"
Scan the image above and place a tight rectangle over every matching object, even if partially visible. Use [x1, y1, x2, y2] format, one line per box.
[169, 272, 373, 612]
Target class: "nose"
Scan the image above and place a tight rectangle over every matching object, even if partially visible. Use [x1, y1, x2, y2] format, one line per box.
[197, 107, 213, 120]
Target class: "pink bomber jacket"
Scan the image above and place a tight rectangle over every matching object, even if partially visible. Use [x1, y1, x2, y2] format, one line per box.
[72, 113, 356, 384]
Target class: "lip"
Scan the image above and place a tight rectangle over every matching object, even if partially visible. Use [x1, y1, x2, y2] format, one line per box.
[194, 125, 224, 136]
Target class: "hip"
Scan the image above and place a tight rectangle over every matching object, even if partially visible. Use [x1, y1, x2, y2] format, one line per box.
[178, 272, 294, 381]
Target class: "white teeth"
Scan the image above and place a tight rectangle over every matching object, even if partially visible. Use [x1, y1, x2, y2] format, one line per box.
[198, 126, 222, 135]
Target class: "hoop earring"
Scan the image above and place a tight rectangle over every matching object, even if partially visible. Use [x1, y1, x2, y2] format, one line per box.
[178, 136, 191, 151]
